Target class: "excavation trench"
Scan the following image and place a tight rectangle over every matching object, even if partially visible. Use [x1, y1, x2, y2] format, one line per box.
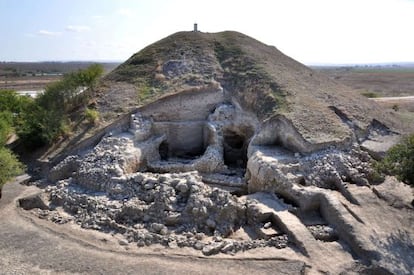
[35, 92, 378, 263]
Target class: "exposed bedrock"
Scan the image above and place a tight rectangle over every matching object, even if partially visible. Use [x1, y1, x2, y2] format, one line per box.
[244, 144, 395, 264]
[250, 115, 330, 154]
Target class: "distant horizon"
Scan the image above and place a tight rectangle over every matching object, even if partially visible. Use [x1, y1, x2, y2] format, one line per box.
[0, 60, 123, 63]
[1, 0, 414, 64]
[2, 59, 414, 67]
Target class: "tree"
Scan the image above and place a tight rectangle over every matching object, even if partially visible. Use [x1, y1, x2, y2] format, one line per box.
[75, 63, 104, 88]
[0, 90, 33, 125]
[0, 90, 32, 111]
[17, 103, 67, 147]
[0, 90, 22, 111]
[17, 64, 104, 148]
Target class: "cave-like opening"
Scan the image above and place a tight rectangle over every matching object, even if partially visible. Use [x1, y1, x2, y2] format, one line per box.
[158, 140, 206, 161]
[223, 129, 249, 169]
[159, 141, 169, 160]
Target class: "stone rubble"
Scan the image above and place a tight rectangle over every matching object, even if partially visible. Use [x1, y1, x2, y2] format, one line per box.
[39, 169, 290, 255]
[307, 225, 338, 242]
[25, 103, 404, 264]
[38, 125, 376, 256]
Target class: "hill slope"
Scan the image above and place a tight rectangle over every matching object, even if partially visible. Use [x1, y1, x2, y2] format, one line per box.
[94, 31, 399, 145]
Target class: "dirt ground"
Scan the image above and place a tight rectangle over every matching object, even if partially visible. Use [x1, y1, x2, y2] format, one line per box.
[2, 174, 413, 274]
[0, 178, 306, 275]
[0, 76, 60, 91]
[317, 67, 414, 97]
[316, 67, 414, 133]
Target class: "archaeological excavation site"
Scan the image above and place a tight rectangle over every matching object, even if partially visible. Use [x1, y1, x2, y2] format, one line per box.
[12, 31, 414, 274]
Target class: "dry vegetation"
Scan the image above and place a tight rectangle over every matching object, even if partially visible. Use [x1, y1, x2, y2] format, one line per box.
[0, 62, 119, 91]
[316, 66, 414, 133]
[316, 66, 414, 97]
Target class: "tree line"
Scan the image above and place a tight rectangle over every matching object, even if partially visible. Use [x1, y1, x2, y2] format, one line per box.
[0, 64, 103, 191]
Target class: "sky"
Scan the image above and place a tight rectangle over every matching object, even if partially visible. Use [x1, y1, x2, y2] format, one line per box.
[1, 0, 414, 65]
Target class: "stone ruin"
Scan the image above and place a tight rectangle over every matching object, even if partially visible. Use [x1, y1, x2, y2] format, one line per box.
[21, 84, 413, 273]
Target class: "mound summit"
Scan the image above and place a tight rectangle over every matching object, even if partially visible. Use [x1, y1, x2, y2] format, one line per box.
[19, 31, 413, 274]
[47, 30, 401, 161]
[101, 31, 400, 144]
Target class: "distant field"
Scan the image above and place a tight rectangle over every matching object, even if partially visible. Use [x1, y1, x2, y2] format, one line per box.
[0, 61, 120, 91]
[314, 66, 414, 132]
[0, 76, 59, 91]
[314, 66, 414, 97]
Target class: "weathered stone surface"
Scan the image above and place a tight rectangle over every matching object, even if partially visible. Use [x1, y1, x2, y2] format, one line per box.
[18, 193, 49, 210]
[202, 242, 226, 256]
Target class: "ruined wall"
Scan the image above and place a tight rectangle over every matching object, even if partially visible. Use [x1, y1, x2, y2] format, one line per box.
[152, 121, 206, 157]
[139, 86, 225, 121]
[139, 86, 225, 157]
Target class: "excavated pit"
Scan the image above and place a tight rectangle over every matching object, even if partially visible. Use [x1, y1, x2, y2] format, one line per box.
[18, 85, 413, 273]
[39, 102, 373, 259]
[296, 208, 339, 242]
[158, 137, 206, 162]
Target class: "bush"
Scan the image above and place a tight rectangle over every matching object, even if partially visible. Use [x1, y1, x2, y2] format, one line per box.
[84, 108, 99, 125]
[0, 91, 26, 192]
[0, 90, 33, 126]
[0, 147, 24, 188]
[377, 134, 414, 185]
[16, 64, 104, 149]
[0, 111, 13, 145]
[361, 91, 379, 98]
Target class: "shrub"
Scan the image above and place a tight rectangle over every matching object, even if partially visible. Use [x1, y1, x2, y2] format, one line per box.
[0, 90, 33, 126]
[0, 111, 13, 145]
[84, 108, 99, 125]
[361, 91, 379, 98]
[16, 64, 104, 149]
[377, 134, 414, 185]
[17, 104, 65, 148]
[0, 147, 24, 188]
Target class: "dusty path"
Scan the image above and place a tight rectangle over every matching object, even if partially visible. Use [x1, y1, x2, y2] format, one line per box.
[372, 95, 414, 102]
[0, 179, 305, 275]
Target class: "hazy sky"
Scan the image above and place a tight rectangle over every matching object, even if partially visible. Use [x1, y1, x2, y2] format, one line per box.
[1, 0, 414, 64]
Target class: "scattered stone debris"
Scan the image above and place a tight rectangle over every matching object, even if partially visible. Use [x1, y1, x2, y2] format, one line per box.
[24, 98, 411, 265]
[24, 110, 389, 261]
[307, 225, 338, 242]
